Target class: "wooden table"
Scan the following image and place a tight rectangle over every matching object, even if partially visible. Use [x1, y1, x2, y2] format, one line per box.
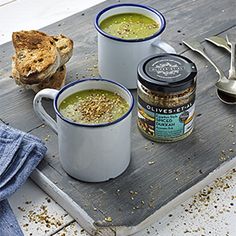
[0, 0, 236, 235]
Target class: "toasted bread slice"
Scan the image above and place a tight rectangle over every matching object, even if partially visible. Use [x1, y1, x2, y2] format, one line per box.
[12, 30, 60, 84]
[13, 65, 66, 92]
[32, 65, 66, 92]
[53, 35, 73, 66]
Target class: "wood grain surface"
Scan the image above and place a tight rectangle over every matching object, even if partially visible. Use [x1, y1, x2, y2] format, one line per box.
[0, 0, 236, 231]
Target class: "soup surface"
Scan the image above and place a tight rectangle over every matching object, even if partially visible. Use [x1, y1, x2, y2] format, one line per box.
[100, 13, 159, 40]
[59, 89, 129, 124]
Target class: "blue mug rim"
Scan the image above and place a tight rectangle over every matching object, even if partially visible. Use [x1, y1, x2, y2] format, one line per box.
[54, 78, 134, 128]
[94, 3, 166, 43]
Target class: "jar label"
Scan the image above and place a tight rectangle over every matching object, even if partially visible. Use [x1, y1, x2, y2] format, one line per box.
[137, 97, 195, 140]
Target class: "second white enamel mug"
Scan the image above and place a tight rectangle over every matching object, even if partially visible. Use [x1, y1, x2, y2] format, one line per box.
[95, 3, 176, 89]
[33, 79, 134, 182]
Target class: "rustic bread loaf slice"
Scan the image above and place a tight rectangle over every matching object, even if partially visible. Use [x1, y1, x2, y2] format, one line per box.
[12, 30, 60, 84]
[13, 65, 66, 92]
[32, 65, 66, 93]
[53, 35, 73, 66]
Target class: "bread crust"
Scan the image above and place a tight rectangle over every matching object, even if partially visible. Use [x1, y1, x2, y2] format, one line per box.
[53, 35, 73, 66]
[32, 65, 66, 92]
[12, 30, 60, 84]
[13, 65, 66, 93]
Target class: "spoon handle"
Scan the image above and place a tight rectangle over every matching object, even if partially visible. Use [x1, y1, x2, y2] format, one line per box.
[226, 34, 236, 80]
[229, 42, 236, 79]
[183, 39, 225, 78]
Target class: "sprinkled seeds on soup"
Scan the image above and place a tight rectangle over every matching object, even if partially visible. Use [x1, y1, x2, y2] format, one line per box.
[99, 13, 159, 40]
[59, 89, 129, 124]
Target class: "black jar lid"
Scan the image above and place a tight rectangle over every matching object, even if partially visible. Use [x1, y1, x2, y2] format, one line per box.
[137, 53, 197, 93]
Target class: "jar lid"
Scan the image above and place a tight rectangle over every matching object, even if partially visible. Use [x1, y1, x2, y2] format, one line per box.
[137, 53, 197, 92]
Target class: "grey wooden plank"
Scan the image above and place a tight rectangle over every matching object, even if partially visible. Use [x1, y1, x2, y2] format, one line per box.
[0, 0, 236, 230]
[0, 78, 57, 131]
[162, 0, 236, 49]
[0, 78, 38, 130]
[35, 159, 106, 221]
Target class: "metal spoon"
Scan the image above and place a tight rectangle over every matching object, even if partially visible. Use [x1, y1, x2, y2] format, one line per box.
[183, 39, 236, 104]
[205, 36, 231, 53]
[226, 33, 236, 80]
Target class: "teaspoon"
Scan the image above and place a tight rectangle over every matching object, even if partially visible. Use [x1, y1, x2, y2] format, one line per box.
[183, 39, 236, 104]
[226, 33, 236, 80]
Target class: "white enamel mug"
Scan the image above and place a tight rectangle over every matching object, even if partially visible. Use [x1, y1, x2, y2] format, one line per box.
[33, 79, 134, 182]
[94, 3, 176, 89]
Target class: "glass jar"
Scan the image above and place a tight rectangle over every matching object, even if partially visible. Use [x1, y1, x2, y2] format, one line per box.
[137, 53, 197, 142]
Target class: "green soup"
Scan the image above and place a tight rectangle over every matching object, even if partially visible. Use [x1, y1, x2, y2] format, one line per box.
[59, 89, 129, 124]
[100, 13, 159, 40]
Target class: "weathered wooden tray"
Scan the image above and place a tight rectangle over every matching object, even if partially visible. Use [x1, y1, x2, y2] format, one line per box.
[0, 0, 236, 235]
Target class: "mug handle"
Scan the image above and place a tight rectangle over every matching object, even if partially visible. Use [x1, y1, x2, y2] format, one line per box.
[152, 39, 176, 53]
[33, 89, 58, 134]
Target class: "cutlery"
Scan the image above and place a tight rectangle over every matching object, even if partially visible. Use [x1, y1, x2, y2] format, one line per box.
[183, 39, 236, 104]
[226, 33, 236, 80]
[205, 36, 231, 53]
